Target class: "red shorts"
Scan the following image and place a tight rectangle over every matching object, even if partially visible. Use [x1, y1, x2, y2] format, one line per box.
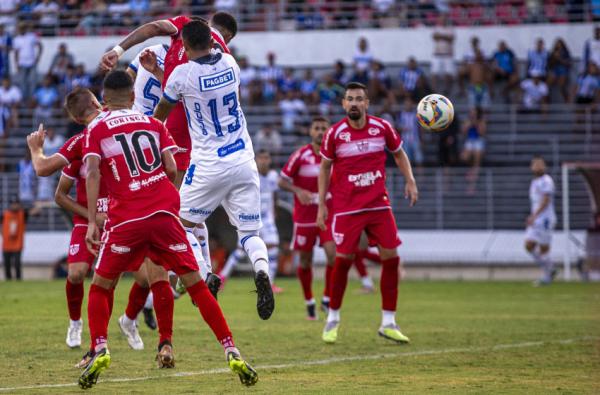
[166, 103, 191, 171]
[95, 213, 198, 280]
[292, 223, 333, 252]
[332, 209, 401, 255]
[67, 225, 97, 266]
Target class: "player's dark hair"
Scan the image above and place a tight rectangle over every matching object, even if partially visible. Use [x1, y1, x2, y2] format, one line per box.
[344, 81, 369, 97]
[312, 116, 330, 125]
[190, 15, 208, 23]
[64, 87, 97, 122]
[182, 20, 212, 51]
[103, 70, 133, 91]
[211, 11, 238, 39]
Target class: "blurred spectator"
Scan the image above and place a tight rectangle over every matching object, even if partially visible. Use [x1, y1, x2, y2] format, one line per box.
[458, 36, 483, 95]
[278, 90, 307, 133]
[261, 52, 283, 102]
[36, 128, 64, 201]
[399, 57, 425, 101]
[78, 0, 108, 35]
[438, 113, 460, 169]
[296, 4, 325, 30]
[0, 24, 12, 77]
[583, 26, 600, 70]
[129, 0, 149, 24]
[333, 60, 348, 86]
[372, 0, 395, 25]
[461, 108, 486, 194]
[353, 37, 373, 72]
[254, 123, 282, 155]
[519, 72, 549, 113]
[573, 63, 600, 120]
[13, 22, 43, 100]
[72, 64, 91, 89]
[527, 38, 548, 78]
[32, 75, 59, 126]
[33, 0, 60, 36]
[491, 40, 518, 103]
[317, 74, 344, 115]
[350, 64, 369, 87]
[214, 0, 237, 13]
[18, 0, 36, 22]
[49, 43, 74, 80]
[368, 60, 392, 103]
[431, 14, 455, 95]
[0, 0, 19, 33]
[17, 149, 35, 206]
[278, 67, 299, 95]
[547, 38, 571, 102]
[467, 50, 491, 110]
[107, 0, 132, 27]
[299, 69, 318, 104]
[2, 196, 27, 280]
[0, 77, 22, 137]
[398, 97, 423, 171]
[238, 57, 261, 105]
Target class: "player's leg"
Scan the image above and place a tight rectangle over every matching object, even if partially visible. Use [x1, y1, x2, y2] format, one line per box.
[117, 262, 150, 350]
[142, 291, 157, 330]
[293, 224, 319, 319]
[354, 233, 375, 293]
[65, 262, 88, 348]
[262, 220, 282, 293]
[191, 222, 222, 292]
[321, 240, 336, 313]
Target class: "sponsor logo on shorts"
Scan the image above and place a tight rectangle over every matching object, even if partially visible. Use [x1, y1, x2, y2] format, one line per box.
[189, 208, 213, 216]
[348, 170, 383, 187]
[111, 244, 130, 254]
[169, 243, 188, 252]
[238, 213, 260, 223]
[217, 138, 245, 158]
[200, 68, 236, 91]
[339, 132, 351, 142]
[333, 232, 344, 245]
[69, 244, 80, 256]
[297, 235, 307, 246]
[368, 127, 380, 136]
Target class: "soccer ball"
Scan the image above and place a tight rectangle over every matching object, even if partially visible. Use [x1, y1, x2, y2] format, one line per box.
[416, 94, 454, 132]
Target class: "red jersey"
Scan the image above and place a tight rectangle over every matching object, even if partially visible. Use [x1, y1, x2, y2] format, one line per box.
[163, 15, 231, 89]
[320, 115, 402, 215]
[83, 109, 179, 229]
[62, 159, 109, 226]
[57, 131, 86, 164]
[281, 143, 329, 225]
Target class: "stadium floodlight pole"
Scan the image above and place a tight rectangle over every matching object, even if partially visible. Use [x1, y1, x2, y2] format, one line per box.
[562, 162, 571, 281]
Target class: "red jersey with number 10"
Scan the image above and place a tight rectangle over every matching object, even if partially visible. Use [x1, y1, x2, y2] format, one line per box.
[320, 115, 403, 215]
[82, 109, 179, 229]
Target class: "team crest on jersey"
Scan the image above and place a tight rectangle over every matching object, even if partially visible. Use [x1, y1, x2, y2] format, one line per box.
[356, 141, 369, 152]
[339, 132, 351, 142]
[368, 127, 380, 136]
[296, 235, 306, 246]
[129, 180, 141, 191]
[333, 232, 344, 245]
[69, 244, 80, 256]
[200, 68, 236, 92]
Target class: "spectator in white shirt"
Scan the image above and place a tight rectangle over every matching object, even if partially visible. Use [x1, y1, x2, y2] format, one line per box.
[431, 15, 455, 95]
[49, 43, 74, 79]
[527, 38, 548, 78]
[519, 72, 549, 113]
[278, 90, 308, 133]
[33, 0, 60, 36]
[13, 22, 43, 100]
[238, 56, 261, 105]
[261, 52, 283, 102]
[353, 37, 373, 72]
[0, 77, 22, 137]
[583, 26, 600, 71]
[254, 123, 282, 155]
[0, 0, 19, 34]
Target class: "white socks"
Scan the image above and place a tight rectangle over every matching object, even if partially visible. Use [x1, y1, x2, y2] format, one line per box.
[144, 292, 153, 310]
[268, 246, 278, 282]
[361, 276, 374, 289]
[122, 314, 136, 326]
[381, 310, 397, 327]
[184, 227, 211, 279]
[192, 224, 212, 268]
[327, 308, 340, 323]
[239, 234, 269, 275]
[306, 298, 316, 306]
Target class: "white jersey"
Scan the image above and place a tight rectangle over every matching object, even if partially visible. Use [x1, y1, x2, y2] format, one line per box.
[529, 174, 556, 223]
[259, 169, 278, 224]
[163, 52, 253, 171]
[129, 44, 169, 116]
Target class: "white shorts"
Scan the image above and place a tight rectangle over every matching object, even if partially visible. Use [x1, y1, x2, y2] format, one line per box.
[260, 219, 279, 246]
[179, 160, 262, 231]
[464, 138, 485, 152]
[431, 57, 455, 75]
[525, 218, 556, 246]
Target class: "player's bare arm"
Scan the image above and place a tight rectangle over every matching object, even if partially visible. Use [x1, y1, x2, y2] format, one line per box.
[317, 158, 332, 230]
[27, 124, 68, 176]
[100, 20, 177, 71]
[55, 175, 107, 228]
[527, 194, 550, 225]
[278, 177, 313, 205]
[161, 149, 177, 182]
[153, 97, 176, 121]
[392, 148, 418, 207]
[84, 155, 102, 255]
[139, 49, 164, 83]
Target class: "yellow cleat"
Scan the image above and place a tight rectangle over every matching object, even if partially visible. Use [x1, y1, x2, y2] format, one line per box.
[322, 321, 339, 344]
[227, 351, 258, 386]
[378, 325, 410, 344]
[78, 348, 111, 389]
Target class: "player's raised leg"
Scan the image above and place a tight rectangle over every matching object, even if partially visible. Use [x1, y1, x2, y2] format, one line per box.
[117, 266, 149, 350]
[65, 261, 88, 348]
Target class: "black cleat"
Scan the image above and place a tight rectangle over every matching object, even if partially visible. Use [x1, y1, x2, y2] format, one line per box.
[78, 348, 110, 389]
[254, 270, 274, 320]
[205, 273, 222, 300]
[306, 303, 317, 321]
[321, 299, 330, 314]
[143, 308, 157, 330]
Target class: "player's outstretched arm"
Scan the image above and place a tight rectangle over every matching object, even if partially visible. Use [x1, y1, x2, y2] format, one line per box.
[278, 177, 313, 205]
[153, 97, 176, 122]
[317, 159, 332, 230]
[100, 20, 177, 71]
[55, 175, 87, 220]
[84, 156, 102, 255]
[27, 124, 67, 176]
[393, 148, 418, 207]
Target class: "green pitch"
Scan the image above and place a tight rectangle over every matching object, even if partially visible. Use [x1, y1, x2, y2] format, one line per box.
[0, 278, 599, 394]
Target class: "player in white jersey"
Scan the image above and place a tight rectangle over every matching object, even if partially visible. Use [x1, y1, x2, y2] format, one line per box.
[127, 44, 169, 116]
[220, 150, 283, 292]
[154, 20, 274, 320]
[525, 157, 557, 285]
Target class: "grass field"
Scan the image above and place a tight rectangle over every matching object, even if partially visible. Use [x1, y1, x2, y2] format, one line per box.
[0, 277, 599, 394]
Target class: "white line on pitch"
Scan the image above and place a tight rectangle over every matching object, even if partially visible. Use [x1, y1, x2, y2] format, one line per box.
[0, 336, 596, 392]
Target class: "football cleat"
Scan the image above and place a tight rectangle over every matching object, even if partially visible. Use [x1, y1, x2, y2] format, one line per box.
[271, 284, 284, 294]
[378, 325, 410, 344]
[117, 315, 144, 350]
[320, 299, 330, 315]
[322, 321, 339, 343]
[205, 273, 222, 300]
[306, 303, 317, 321]
[175, 277, 187, 295]
[75, 350, 95, 369]
[155, 341, 175, 369]
[78, 348, 110, 389]
[66, 320, 83, 348]
[254, 270, 275, 320]
[227, 351, 258, 386]
[142, 308, 157, 330]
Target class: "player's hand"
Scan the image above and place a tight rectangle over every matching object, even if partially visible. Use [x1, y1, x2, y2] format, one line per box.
[100, 50, 119, 72]
[140, 49, 159, 74]
[85, 222, 102, 257]
[526, 215, 535, 226]
[295, 189, 313, 205]
[95, 213, 108, 230]
[317, 204, 328, 231]
[405, 179, 418, 207]
[26, 123, 46, 151]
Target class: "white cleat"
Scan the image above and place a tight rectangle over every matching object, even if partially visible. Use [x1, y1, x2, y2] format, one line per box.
[66, 319, 83, 348]
[118, 315, 144, 350]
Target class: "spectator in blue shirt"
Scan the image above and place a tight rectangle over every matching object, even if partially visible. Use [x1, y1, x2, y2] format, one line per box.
[492, 40, 518, 103]
[0, 25, 12, 78]
[317, 74, 344, 115]
[399, 57, 425, 100]
[278, 67, 299, 95]
[527, 38, 548, 78]
[573, 63, 599, 122]
[32, 75, 59, 126]
[299, 69, 318, 104]
[547, 38, 571, 102]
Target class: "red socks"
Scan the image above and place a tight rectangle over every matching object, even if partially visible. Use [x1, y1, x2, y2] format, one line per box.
[329, 257, 353, 310]
[151, 281, 174, 345]
[363, 250, 381, 264]
[353, 251, 368, 277]
[323, 264, 334, 299]
[66, 279, 84, 321]
[297, 266, 313, 301]
[380, 257, 400, 311]
[125, 282, 150, 320]
[187, 280, 233, 348]
[88, 284, 111, 350]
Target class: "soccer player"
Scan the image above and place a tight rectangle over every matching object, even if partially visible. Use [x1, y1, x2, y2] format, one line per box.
[318, 82, 418, 344]
[153, 20, 275, 320]
[525, 156, 557, 285]
[220, 150, 282, 292]
[79, 70, 257, 389]
[127, 44, 169, 116]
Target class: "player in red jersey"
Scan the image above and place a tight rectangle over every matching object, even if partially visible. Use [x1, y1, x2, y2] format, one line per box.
[318, 82, 418, 344]
[78, 71, 257, 389]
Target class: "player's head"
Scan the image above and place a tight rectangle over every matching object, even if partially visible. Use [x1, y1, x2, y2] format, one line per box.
[342, 82, 369, 122]
[102, 70, 134, 109]
[255, 149, 272, 174]
[182, 19, 213, 57]
[530, 156, 547, 176]
[210, 11, 238, 44]
[64, 87, 102, 125]
[309, 116, 330, 146]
